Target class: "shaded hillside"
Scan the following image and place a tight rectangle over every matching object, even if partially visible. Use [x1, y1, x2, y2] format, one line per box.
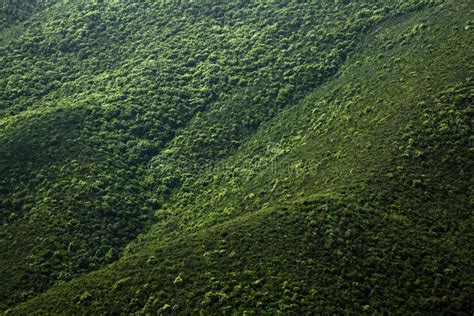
[0, 0, 60, 28]
[3, 0, 473, 314]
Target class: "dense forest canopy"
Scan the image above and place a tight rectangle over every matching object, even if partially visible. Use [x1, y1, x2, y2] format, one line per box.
[0, 0, 472, 314]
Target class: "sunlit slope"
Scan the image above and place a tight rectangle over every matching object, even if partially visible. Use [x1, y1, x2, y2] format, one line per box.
[139, 0, 473, 245]
[8, 0, 473, 314]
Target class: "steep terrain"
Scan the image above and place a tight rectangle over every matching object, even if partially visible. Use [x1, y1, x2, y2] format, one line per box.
[0, 0, 473, 314]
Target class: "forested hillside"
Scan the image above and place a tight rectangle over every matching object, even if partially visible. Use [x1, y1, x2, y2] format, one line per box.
[1, 0, 473, 314]
[0, 0, 60, 29]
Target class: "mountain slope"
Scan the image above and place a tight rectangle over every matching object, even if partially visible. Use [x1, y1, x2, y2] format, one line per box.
[0, 0, 442, 310]
[3, 0, 473, 314]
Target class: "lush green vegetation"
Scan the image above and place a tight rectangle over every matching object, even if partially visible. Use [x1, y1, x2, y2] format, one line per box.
[1, 0, 472, 314]
[0, 0, 59, 28]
